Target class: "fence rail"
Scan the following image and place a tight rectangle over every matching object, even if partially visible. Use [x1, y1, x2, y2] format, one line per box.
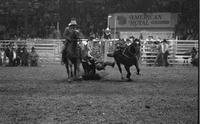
[0, 39, 64, 64]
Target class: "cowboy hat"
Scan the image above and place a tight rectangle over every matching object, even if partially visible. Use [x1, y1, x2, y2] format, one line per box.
[31, 46, 35, 50]
[129, 36, 135, 39]
[105, 27, 110, 31]
[68, 18, 78, 26]
[162, 39, 168, 43]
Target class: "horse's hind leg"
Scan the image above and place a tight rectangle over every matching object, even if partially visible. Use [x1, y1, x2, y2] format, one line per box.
[77, 63, 82, 79]
[124, 65, 131, 81]
[74, 63, 77, 77]
[65, 63, 72, 82]
[116, 62, 123, 80]
[67, 61, 73, 81]
[74, 62, 82, 80]
[65, 64, 70, 78]
[70, 64, 73, 77]
[82, 62, 89, 75]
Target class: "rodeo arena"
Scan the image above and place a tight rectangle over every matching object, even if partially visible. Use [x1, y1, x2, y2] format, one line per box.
[0, 0, 199, 124]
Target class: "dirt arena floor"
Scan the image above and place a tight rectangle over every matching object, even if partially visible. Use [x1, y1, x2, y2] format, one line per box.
[0, 64, 198, 124]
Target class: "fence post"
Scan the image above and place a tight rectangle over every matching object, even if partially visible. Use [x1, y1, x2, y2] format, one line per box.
[167, 40, 176, 66]
[104, 40, 108, 62]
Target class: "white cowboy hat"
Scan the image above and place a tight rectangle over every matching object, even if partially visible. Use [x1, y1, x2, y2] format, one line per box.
[68, 19, 78, 26]
[105, 27, 110, 31]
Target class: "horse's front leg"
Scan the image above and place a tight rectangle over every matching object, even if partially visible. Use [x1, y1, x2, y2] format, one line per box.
[124, 65, 131, 81]
[65, 62, 73, 82]
[116, 62, 123, 80]
[74, 62, 82, 80]
[77, 63, 82, 79]
[65, 64, 70, 78]
[82, 62, 89, 75]
[135, 60, 140, 75]
[74, 63, 77, 77]
[68, 61, 73, 82]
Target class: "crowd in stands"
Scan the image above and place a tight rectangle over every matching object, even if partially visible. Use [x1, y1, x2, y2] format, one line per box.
[0, 24, 61, 40]
[0, 0, 198, 40]
[66, 0, 198, 40]
[0, 42, 39, 67]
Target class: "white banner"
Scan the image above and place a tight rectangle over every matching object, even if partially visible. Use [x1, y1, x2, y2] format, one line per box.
[112, 13, 174, 28]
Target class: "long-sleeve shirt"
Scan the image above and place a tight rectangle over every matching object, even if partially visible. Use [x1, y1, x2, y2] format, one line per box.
[63, 27, 73, 41]
[161, 43, 169, 53]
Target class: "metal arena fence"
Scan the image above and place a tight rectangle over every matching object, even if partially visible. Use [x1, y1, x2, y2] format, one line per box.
[0, 39, 198, 65]
[0, 39, 64, 64]
[140, 40, 198, 65]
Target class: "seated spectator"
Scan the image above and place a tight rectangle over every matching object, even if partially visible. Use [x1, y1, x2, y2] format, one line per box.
[29, 47, 39, 66]
[190, 47, 198, 66]
[191, 47, 197, 59]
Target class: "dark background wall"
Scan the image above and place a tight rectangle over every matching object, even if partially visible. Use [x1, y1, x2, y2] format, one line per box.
[0, 0, 198, 40]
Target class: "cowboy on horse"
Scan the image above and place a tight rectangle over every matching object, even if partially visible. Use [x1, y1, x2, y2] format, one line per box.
[61, 18, 83, 81]
[107, 38, 141, 81]
[62, 18, 80, 63]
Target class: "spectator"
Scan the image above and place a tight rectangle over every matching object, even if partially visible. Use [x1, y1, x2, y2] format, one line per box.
[12, 46, 17, 66]
[21, 46, 29, 66]
[5, 44, 14, 66]
[161, 39, 169, 67]
[15, 45, 23, 66]
[0, 45, 3, 66]
[29, 47, 39, 66]
[190, 47, 198, 66]
[154, 41, 163, 66]
[104, 28, 111, 39]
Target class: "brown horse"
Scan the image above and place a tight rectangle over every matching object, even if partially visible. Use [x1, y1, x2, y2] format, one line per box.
[107, 40, 140, 81]
[62, 30, 82, 81]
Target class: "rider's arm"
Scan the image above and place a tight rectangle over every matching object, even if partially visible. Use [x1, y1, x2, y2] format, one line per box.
[63, 28, 71, 41]
[87, 45, 93, 58]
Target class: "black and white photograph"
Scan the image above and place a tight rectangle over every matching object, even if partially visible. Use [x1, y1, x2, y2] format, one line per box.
[0, 0, 199, 123]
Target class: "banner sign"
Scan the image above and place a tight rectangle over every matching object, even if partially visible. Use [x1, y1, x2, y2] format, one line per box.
[113, 13, 174, 28]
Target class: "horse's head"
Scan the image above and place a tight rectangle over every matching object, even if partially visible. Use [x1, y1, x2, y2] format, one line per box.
[71, 30, 80, 41]
[129, 39, 141, 54]
[133, 39, 141, 47]
[128, 43, 136, 55]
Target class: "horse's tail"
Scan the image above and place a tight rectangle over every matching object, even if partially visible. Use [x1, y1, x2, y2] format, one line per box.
[107, 53, 114, 57]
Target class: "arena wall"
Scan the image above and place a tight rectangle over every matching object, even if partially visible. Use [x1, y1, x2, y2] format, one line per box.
[0, 39, 198, 65]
